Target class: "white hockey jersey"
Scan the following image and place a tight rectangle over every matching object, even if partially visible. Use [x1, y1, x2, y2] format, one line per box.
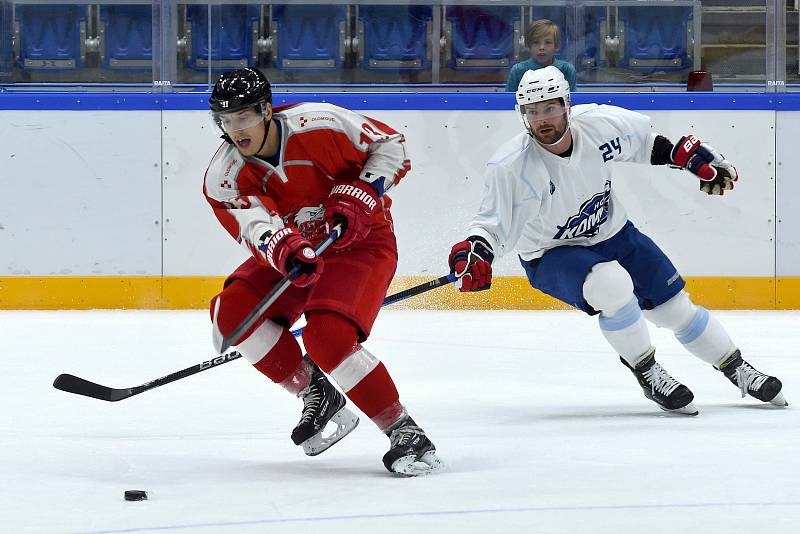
[467, 104, 656, 261]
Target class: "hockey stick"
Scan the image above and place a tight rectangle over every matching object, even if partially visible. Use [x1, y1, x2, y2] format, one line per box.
[212, 224, 342, 355]
[52, 352, 243, 402]
[287, 272, 456, 338]
[52, 273, 457, 402]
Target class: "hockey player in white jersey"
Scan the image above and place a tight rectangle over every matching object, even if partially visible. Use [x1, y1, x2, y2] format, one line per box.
[447, 66, 787, 415]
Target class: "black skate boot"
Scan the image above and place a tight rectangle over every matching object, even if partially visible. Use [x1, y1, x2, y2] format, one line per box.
[621, 349, 698, 415]
[291, 358, 359, 456]
[382, 416, 443, 476]
[717, 350, 788, 407]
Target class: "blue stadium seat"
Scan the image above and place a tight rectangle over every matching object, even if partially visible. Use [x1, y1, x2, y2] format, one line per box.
[580, 7, 606, 70]
[357, 6, 432, 70]
[618, 6, 694, 71]
[1, 2, 12, 79]
[445, 6, 522, 69]
[15, 4, 88, 69]
[185, 4, 260, 70]
[99, 5, 152, 69]
[270, 5, 347, 70]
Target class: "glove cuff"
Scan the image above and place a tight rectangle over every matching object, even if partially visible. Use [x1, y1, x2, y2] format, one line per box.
[260, 227, 296, 272]
[466, 236, 495, 264]
[670, 135, 701, 168]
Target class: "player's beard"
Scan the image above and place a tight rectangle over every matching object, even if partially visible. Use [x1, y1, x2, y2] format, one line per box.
[533, 117, 568, 146]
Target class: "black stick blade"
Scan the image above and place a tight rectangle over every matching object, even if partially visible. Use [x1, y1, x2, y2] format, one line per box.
[53, 374, 132, 402]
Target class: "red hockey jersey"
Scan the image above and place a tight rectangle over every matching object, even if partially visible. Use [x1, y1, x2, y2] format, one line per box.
[203, 102, 411, 261]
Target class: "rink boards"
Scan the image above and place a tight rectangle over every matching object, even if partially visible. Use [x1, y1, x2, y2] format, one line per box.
[1, 93, 799, 309]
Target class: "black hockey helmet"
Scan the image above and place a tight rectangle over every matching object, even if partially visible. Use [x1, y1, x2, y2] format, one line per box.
[209, 67, 272, 114]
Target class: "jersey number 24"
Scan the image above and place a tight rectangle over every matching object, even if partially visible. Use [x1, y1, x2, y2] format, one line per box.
[599, 137, 621, 162]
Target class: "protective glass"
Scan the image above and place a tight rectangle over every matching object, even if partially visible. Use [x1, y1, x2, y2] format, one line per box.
[212, 105, 266, 133]
[521, 101, 567, 122]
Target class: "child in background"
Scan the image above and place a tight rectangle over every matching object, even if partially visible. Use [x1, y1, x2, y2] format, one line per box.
[506, 19, 577, 92]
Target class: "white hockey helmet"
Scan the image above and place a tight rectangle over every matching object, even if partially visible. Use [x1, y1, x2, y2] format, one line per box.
[515, 66, 571, 142]
[516, 65, 571, 108]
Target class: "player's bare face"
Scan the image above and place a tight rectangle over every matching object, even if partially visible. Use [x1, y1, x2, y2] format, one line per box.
[231, 121, 266, 157]
[216, 106, 269, 156]
[524, 100, 568, 145]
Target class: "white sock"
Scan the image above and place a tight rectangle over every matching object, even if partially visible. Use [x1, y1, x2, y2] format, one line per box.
[598, 297, 653, 366]
[675, 307, 737, 367]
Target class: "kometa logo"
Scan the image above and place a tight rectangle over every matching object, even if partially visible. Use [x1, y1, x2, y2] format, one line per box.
[553, 181, 611, 240]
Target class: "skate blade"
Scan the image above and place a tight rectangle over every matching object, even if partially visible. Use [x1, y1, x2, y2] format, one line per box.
[659, 402, 699, 416]
[389, 450, 445, 477]
[301, 407, 360, 457]
[768, 392, 789, 407]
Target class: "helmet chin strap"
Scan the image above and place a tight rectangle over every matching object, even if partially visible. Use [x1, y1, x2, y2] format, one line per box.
[255, 116, 272, 155]
[531, 124, 570, 148]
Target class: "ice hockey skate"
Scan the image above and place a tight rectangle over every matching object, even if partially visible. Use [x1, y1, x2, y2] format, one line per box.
[382, 416, 444, 476]
[717, 350, 788, 407]
[291, 359, 359, 456]
[621, 349, 698, 415]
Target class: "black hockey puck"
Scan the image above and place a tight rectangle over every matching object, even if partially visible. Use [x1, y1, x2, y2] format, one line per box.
[124, 490, 148, 501]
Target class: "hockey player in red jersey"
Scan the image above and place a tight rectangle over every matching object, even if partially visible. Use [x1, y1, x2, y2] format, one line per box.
[204, 68, 442, 476]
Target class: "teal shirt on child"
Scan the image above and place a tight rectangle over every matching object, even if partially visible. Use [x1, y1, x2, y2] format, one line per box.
[505, 59, 577, 92]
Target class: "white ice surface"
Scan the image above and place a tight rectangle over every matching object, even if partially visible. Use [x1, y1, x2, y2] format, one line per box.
[1, 309, 799, 533]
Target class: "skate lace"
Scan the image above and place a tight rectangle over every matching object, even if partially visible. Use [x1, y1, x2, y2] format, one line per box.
[298, 384, 322, 425]
[734, 362, 768, 398]
[642, 362, 681, 396]
[391, 425, 423, 448]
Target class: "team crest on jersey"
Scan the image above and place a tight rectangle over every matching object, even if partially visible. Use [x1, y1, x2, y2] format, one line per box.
[291, 205, 327, 241]
[553, 181, 611, 240]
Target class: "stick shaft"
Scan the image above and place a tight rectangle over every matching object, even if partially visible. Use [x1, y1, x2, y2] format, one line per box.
[288, 273, 456, 337]
[216, 226, 341, 353]
[54, 272, 456, 402]
[53, 352, 243, 402]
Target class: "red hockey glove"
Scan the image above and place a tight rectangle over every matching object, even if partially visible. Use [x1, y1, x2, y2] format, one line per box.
[448, 237, 494, 292]
[671, 134, 739, 195]
[324, 182, 380, 250]
[259, 228, 323, 287]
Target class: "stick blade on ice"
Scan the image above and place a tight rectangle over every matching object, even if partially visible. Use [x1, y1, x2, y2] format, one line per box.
[53, 374, 131, 402]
